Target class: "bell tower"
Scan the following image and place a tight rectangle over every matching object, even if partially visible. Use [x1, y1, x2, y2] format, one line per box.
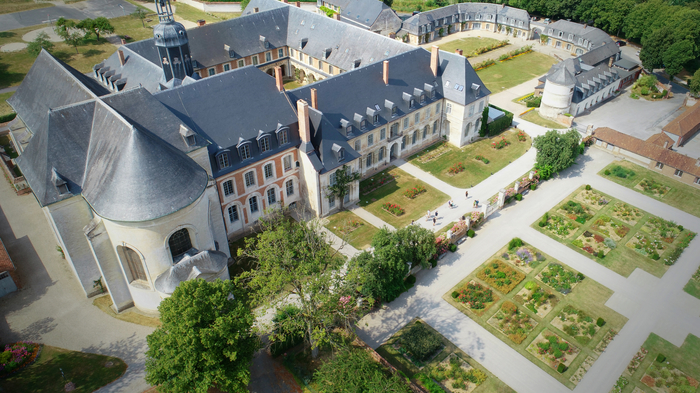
[153, 0, 194, 81]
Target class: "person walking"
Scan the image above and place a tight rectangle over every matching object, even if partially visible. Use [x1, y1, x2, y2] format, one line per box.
[434, 210, 439, 219]
[426, 210, 431, 221]
[433, 217, 436, 226]
[465, 190, 469, 199]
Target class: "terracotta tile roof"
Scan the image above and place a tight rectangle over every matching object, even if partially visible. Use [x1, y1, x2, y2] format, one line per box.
[662, 101, 700, 140]
[593, 127, 700, 178]
[646, 132, 674, 148]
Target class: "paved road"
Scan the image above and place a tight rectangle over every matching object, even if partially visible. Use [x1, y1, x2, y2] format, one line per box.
[356, 146, 700, 393]
[0, 0, 137, 32]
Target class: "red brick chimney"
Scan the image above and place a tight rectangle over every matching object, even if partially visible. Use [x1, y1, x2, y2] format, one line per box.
[275, 66, 284, 92]
[297, 100, 311, 144]
[334, 13, 340, 21]
[282, 0, 288, 3]
[455, 49, 463, 56]
[118, 50, 126, 66]
[310, 88, 318, 109]
[383, 60, 389, 85]
[197, 20, 206, 26]
[253, 7, 259, 13]
[296, 1, 300, 7]
[430, 45, 439, 77]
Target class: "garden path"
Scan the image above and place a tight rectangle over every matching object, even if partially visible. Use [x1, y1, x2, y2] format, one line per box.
[348, 205, 396, 232]
[317, 224, 361, 259]
[357, 147, 700, 393]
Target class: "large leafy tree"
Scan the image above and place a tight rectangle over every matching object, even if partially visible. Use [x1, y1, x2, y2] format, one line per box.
[54, 17, 83, 54]
[533, 129, 581, 178]
[27, 32, 53, 57]
[663, 40, 695, 79]
[327, 164, 361, 211]
[145, 279, 259, 393]
[640, 26, 675, 70]
[236, 211, 362, 358]
[77, 17, 114, 42]
[314, 348, 412, 393]
[690, 68, 700, 95]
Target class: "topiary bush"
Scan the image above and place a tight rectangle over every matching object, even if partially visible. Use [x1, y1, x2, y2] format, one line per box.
[467, 229, 475, 238]
[596, 317, 606, 327]
[656, 354, 666, 363]
[451, 291, 459, 299]
[597, 250, 604, 258]
[508, 237, 524, 250]
[449, 244, 457, 252]
[585, 184, 592, 190]
[515, 193, 522, 201]
[530, 183, 537, 190]
[557, 363, 568, 373]
[604, 169, 611, 175]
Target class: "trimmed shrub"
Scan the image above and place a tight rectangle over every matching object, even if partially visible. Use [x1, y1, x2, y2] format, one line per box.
[641, 87, 649, 95]
[651, 252, 660, 260]
[585, 184, 592, 190]
[597, 250, 604, 259]
[596, 317, 606, 327]
[467, 229, 475, 238]
[401, 322, 443, 361]
[557, 363, 568, 373]
[515, 193, 522, 201]
[530, 183, 537, 191]
[656, 354, 666, 363]
[451, 291, 459, 299]
[604, 169, 611, 175]
[449, 244, 457, 252]
[559, 342, 569, 351]
[406, 275, 417, 285]
[576, 272, 585, 281]
[508, 237, 524, 250]
[0, 113, 17, 123]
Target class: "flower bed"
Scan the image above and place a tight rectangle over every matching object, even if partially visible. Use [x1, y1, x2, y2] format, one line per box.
[611, 376, 630, 393]
[398, 322, 444, 363]
[360, 172, 397, 195]
[663, 232, 696, 266]
[627, 347, 649, 374]
[337, 218, 363, 236]
[476, 260, 525, 294]
[611, 202, 643, 225]
[541, 213, 579, 239]
[469, 211, 484, 228]
[640, 217, 683, 243]
[403, 185, 427, 199]
[435, 234, 449, 256]
[502, 246, 544, 274]
[448, 162, 465, 175]
[550, 305, 600, 346]
[416, 142, 451, 163]
[593, 329, 617, 354]
[457, 282, 498, 314]
[474, 155, 490, 164]
[513, 281, 558, 317]
[572, 231, 612, 257]
[527, 330, 579, 371]
[491, 136, 510, 149]
[589, 216, 629, 242]
[425, 353, 487, 393]
[558, 200, 594, 223]
[640, 360, 699, 393]
[0, 342, 41, 377]
[625, 233, 667, 260]
[635, 178, 670, 198]
[467, 39, 509, 57]
[569, 356, 595, 386]
[382, 203, 405, 216]
[487, 301, 537, 344]
[473, 59, 496, 71]
[537, 263, 584, 295]
[574, 189, 609, 210]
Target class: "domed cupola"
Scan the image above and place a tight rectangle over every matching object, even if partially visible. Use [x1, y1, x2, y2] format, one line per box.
[153, 0, 194, 81]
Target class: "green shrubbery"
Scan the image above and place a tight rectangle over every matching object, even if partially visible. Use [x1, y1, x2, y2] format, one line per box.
[467, 229, 475, 238]
[0, 113, 17, 123]
[515, 193, 523, 201]
[557, 363, 568, 373]
[508, 238, 524, 250]
[401, 322, 443, 361]
[656, 354, 666, 363]
[596, 317, 606, 327]
[449, 244, 457, 252]
[526, 96, 542, 108]
[609, 165, 636, 178]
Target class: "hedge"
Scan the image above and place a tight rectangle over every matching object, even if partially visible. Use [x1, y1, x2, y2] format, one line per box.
[488, 111, 513, 137]
[0, 113, 17, 123]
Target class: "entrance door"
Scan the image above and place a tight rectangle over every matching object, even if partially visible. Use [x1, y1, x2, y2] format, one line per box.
[390, 143, 397, 161]
[0, 271, 17, 298]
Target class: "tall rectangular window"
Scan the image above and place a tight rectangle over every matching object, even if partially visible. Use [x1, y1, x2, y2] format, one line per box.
[380, 128, 386, 140]
[328, 194, 335, 208]
[238, 59, 245, 68]
[228, 205, 239, 222]
[675, 169, 683, 177]
[283, 155, 292, 171]
[260, 137, 270, 153]
[468, 104, 474, 116]
[239, 144, 251, 160]
[403, 118, 409, 129]
[286, 179, 295, 196]
[436, 103, 441, 113]
[277, 129, 289, 145]
[222, 180, 234, 196]
[278, 48, 284, 57]
[368, 134, 374, 146]
[208, 68, 215, 76]
[366, 153, 372, 167]
[446, 103, 452, 114]
[414, 112, 420, 123]
[329, 65, 334, 74]
[249, 196, 259, 213]
[252, 55, 259, 65]
[479, 101, 484, 111]
[244, 171, 256, 187]
[264, 163, 274, 179]
[217, 153, 230, 169]
[123, 247, 146, 282]
[355, 140, 361, 151]
[265, 52, 272, 62]
[433, 120, 438, 134]
[267, 188, 277, 205]
[423, 126, 428, 139]
[412, 131, 417, 144]
[223, 64, 230, 71]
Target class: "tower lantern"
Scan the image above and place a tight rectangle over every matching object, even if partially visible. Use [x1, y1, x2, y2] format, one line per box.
[153, 0, 194, 81]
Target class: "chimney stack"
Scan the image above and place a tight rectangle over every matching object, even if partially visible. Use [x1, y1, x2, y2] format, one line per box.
[297, 100, 311, 144]
[296, 1, 300, 7]
[275, 66, 284, 92]
[118, 50, 126, 66]
[383, 60, 389, 85]
[430, 45, 439, 77]
[253, 7, 259, 13]
[664, 141, 669, 149]
[310, 88, 318, 109]
[334, 13, 340, 21]
[455, 48, 463, 56]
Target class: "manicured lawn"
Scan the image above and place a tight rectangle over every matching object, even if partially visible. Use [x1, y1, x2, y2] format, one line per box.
[408, 128, 532, 188]
[93, 294, 161, 328]
[324, 210, 379, 250]
[359, 166, 449, 227]
[684, 267, 700, 300]
[476, 52, 557, 92]
[0, 92, 14, 117]
[533, 185, 697, 278]
[0, 345, 127, 392]
[599, 160, 700, 218]
[0, 0, 51, 15]
[520, 110, 568, 129]
[284, 80, 304, 90]
[173, 3, 239, 23]
[443, 240, 626, 389]
[376, 318, 515, 392]
[438, 37, 502, 56]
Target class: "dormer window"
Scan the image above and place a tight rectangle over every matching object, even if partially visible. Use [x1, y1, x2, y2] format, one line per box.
[259, 136, 270, 153]
[332, 143, 345, 161]
[238, 144, 251, 160]
[179, 124, 196, 147]
[392, 106, 398, 117]
[360, 119, 368, 130]
[420, 95, 426, 104]
[346, 125, 352, 135]
[51, 168, 70, 195]
[276, 127, 289, 145]
[217, 152, 231, 169]
[410, 99, 415, 108]
[373, 114, 379, 124]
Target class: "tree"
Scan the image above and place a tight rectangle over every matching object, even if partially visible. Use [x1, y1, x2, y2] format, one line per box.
[132, 8, 148, 28]
[77, 17, 114, 42]
[663, 40, 695, 79]
[236, 211, 362, 358]
[479, 106, 489, 137]
[314, 348, 411, 393]
[640, 26, 675, 70]
[532, 129, 581, 177]
[55, 17, 83, 54]
[145, 279, 258, 393]
[690, 68, 700, 95]
[327, 164, 361, 211]
[241, 0, 251, 11]
[382, 0, 393, 7]
[27, 32, 53, 57]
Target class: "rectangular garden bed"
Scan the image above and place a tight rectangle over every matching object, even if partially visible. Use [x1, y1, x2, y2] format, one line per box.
[486, 301, 538, 344]
[550, 305, 601, 346]
[526, 330, 580, 372]
[476, 260, 526, 294]
[513, 281, 558, 318]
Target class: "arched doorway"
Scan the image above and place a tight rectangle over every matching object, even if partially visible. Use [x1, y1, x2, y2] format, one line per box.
[389, 143, 398, 161]
[267, 68, 275, 77]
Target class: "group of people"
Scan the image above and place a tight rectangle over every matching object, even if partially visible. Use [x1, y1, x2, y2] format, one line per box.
[408, 189, 477, 227]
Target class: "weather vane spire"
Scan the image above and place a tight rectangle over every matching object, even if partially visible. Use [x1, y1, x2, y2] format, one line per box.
[155, 0, 174, 23]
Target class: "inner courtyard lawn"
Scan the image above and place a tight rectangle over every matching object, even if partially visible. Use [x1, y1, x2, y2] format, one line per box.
[376, 318, 515, 393]
[0, 92, 14, 117]
[476, 52, 557, 92]
[408, 128, 532, 188]
[599, 160, 700, 218]
[0, 345, 127, 392]
[443, 240, 627, 390]
[684, 267, 700, 300]
[437, 37, 503, 56]
[520, 110, 568, 129]
[532, 185, 697, 278]
[324, 210, 379, 250]
[359, 166, 449, 227]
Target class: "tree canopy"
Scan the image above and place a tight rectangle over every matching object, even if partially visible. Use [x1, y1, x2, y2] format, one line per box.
[27, 32, 53, 57]
[77, 17, 115, 42]
[690, 68, 700, 95]
[533, 129, 581, 179]
[663, 40, 695, 78]
[145, 279, 259, 393]
[327, 165, 361, 211]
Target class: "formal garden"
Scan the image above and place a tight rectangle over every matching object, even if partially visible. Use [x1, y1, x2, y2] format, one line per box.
[599, 161, 700, 218]
[443, 239, 627, 389]
[611, 333, 700, 393]
[359, 166, 450, 227]
[533, 185, 697, 278]
[408, 128, 531, 188]
[475, 51, 557, 92]
[324, 210, 379, 250]
[376, 319, 515, 393]
[438, 37, 507, 57]
[684, 266, 700, 300]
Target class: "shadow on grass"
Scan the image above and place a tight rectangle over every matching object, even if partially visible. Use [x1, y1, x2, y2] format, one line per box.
[82, 49, 104, 57]
[0, 63, 25, 90]
[0, 32, 16, 39]
[51, 50, 75, 62]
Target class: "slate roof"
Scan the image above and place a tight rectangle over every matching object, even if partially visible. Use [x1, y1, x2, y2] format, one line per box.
[337, 0, 392, 29]
[612, 58, 638, 71]
[662, 101, 700, 140]
[547, 61, 577, 85]
[571, 64, 619, 104]
[577, 42, 619, 67]
[7, 50, 109, 135]
[98, 45, 166, 93]
[594, 127, 700, 177]
[545, 20, 613, 49]
[401, 3, 529, 35]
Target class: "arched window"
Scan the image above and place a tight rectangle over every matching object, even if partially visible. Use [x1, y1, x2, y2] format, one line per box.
[121, 246, 146, 282]
[286, 179, 295, 196]
[168, 228, 192, 260]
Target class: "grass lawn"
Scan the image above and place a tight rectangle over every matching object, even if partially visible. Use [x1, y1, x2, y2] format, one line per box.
[0, 92, 14, 117]
[173, 3, 239, 23]
[93, 294, 161, 328]
[476, 52, 557, 92]
[599, 160, 700, 218]
[0, 0, 52, 15]
[684, 267, 700, 300]
[0, 345, 127, 392]
[359, 166, 449, 227]
[533, 185, 697, 278]
[443, 240, 627, 389]
[408, 128, 532, 188]
[376, 318, 515, 392]
[284, 80, 304, 90]
[438, 37, 502, 56]
[324, 210, 379, 250]
[520, 110, 568, 129]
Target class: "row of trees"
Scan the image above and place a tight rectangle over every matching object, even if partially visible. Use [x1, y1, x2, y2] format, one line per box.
[54, 17, 115, 54]
[146, 210, 436, 392]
